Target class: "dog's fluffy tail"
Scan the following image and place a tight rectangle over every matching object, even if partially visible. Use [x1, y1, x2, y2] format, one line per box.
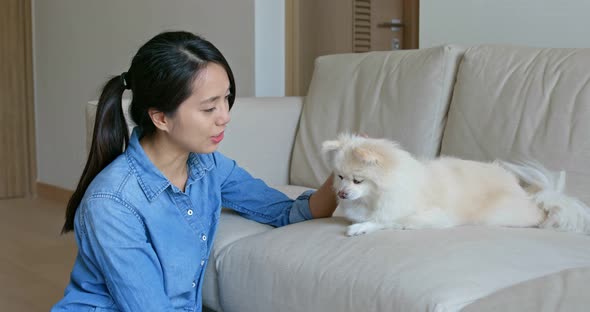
[498, 160, 590, 234]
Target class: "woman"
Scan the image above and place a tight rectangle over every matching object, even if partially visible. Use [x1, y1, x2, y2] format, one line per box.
[52, 31, 337, 312]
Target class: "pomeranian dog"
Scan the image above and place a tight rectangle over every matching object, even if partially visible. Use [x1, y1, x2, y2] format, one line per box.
[322, 133, 590, 236]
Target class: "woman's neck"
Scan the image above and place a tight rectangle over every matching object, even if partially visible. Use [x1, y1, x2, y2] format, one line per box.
[140, 133, 189, 192]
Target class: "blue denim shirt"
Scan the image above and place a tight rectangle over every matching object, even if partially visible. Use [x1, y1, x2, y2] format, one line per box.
[52, 128, 314, 312]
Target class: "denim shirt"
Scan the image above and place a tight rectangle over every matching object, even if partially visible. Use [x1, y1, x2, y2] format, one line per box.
[52, 128, 314, 312]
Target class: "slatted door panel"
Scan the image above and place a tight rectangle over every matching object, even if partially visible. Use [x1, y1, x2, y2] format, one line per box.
[353, 0, 371, 52]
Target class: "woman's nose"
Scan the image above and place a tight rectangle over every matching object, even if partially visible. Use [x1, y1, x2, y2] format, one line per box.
[216, 107, 231, 126]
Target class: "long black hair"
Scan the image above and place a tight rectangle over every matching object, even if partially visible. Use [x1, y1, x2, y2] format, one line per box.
[62, 31, 236, 233]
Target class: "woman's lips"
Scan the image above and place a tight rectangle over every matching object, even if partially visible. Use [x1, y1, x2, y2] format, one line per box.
[211, 131, 224, 144]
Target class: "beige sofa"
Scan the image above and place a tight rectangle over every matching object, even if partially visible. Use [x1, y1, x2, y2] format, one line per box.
[87, 45, 590, 312]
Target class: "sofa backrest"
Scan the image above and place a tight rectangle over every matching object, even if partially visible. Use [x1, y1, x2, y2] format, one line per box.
[85, 99, 136, 154]
[441, 45, 590, 205]
[290, 45, 465, 188]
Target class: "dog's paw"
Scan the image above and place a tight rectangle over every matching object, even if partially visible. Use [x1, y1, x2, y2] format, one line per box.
[346, 222, 381, 236]
[346, 224, 369, 236]
[388, 222, 406, 230]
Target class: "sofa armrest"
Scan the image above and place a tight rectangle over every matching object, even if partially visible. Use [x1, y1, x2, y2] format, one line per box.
[219, 96, 304, 185]
[85, 96, 304, 186]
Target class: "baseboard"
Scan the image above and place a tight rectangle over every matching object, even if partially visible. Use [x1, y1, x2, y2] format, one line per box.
[37, 182, 73, 203]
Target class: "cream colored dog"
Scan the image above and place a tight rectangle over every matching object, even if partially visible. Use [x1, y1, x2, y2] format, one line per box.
[322, 133, 590, 236]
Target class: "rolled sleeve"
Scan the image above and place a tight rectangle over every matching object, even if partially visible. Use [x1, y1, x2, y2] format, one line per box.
[288, 190, 315, 224]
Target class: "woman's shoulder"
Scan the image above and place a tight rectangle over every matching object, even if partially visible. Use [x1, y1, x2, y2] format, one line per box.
[74, 156, 144, 235]
[85, 154, 135, 200]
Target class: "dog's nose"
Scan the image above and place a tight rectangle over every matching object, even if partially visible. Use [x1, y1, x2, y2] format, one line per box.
[337, 191, 348, 199]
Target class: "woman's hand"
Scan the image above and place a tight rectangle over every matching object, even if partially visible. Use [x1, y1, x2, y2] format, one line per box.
[309, 174, 338, 218]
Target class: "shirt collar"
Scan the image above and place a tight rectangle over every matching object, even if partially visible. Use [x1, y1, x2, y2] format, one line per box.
[125, 127, 214, 202]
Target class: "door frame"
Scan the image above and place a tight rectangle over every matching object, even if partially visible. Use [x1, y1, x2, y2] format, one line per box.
[403, 0, 419, 49]
[285, 0, 300, 96]
[3, 0, 37, 197]
[24, 0, 36, 197]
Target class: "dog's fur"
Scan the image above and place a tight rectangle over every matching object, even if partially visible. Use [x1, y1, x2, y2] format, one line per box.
[322, 133, 590, 236]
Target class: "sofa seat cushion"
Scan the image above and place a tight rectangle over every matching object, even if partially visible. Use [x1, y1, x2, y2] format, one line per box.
[202, 185, 313, 311]
[462, 265, 590, 312]
[291, 45, 465, 188]
[441, 45, 590, 205]
[215, 218, 590, 312]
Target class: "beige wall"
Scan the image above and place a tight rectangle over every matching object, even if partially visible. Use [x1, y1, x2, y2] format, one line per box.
[420, 0, 590, 48]
[33, 0, 257, 189]
[255, 0, 285, 96]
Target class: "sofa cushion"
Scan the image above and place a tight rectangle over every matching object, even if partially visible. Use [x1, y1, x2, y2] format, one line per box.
[202, 185, 313, 311]
[291, 45, 465, 188]
[441, 45, 590, 205]
[216, 219, 590, 312]
[462, 266, 590, 312]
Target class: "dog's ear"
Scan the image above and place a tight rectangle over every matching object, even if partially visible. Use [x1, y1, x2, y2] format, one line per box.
[322, 140, 342, 154]
[352, 146, 381, 165]
[322, 140, 342, 166]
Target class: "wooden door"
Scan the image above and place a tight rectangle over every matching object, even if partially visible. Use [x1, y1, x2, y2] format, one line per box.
[372, 0, 403, 51]
[0, 0, 36, 199]
[286, 0, 419, 96]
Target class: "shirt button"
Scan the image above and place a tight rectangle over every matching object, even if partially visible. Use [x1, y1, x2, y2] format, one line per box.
[200, 260, 205, 266]
[187, 209, 193, 216]
[192, 282, 196, 288]
[201, 235, 207, 241]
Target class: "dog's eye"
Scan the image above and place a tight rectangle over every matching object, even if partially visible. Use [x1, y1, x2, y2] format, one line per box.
[353, 179, 363, 184]
[337, 175, 343, 180]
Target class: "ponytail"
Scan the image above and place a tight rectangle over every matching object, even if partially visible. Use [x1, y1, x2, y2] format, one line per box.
[62, 75, 129, 233]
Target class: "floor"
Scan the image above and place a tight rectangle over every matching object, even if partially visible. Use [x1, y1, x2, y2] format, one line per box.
[0, 197, 76, 311]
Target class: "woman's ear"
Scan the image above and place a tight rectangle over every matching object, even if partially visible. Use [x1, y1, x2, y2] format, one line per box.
[148, 108, 168, 131]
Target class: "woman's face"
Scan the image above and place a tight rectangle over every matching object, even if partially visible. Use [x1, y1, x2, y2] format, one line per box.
[164, 62, 231, 154]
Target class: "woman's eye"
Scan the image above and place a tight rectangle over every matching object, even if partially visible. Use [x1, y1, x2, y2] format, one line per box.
[353, 179, 363, 184]
[338, 175, 343, 180]
[203, 107, 216, 113]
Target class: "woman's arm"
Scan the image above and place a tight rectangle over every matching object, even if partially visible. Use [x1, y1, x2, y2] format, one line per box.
[309, 174, 338, 218]
[216, 152, 336, 226]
